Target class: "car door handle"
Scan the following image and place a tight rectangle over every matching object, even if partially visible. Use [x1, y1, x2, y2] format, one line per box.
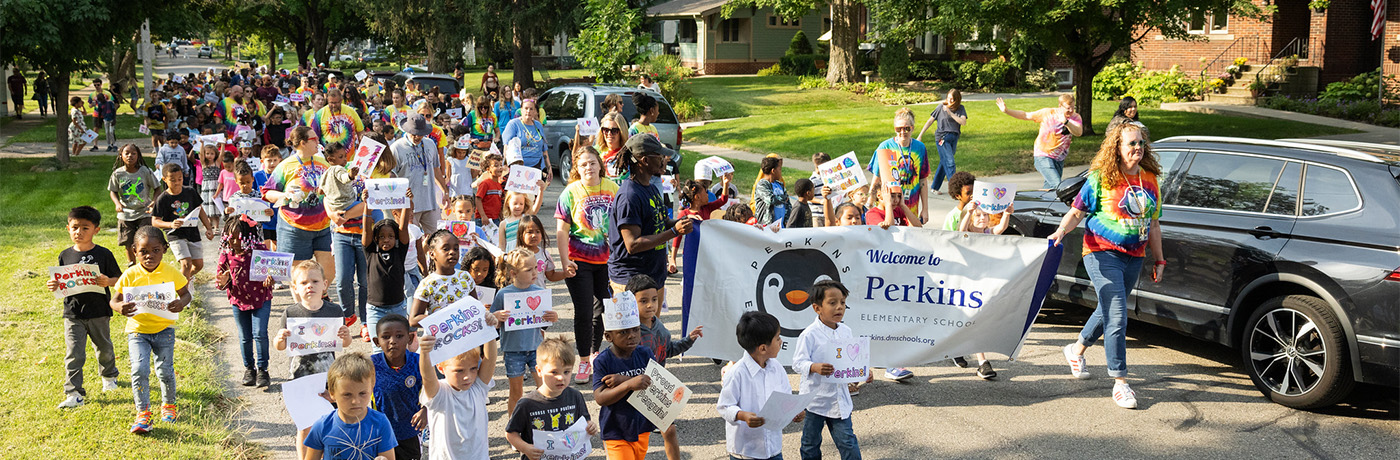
[1249, 226, 1284, 239]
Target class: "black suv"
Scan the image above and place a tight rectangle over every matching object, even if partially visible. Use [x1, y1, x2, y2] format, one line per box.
[1007, 136, 1400, 409]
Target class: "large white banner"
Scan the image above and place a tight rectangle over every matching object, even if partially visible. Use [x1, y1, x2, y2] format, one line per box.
[681, 220, 1061, 367]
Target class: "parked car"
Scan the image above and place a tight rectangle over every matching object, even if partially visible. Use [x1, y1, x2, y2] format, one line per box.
[1005, 136, 1400, 409]
[536, 84, 682, 178]
[197, 46, 213, 58]
[390, 72, 461, 99]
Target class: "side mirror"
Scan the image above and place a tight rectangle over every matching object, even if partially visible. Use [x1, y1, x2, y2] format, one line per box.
[1055, 176, 1087, 206]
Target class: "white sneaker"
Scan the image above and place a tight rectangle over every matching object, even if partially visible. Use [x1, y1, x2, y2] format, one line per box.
[1063, 344, 1091, 380]
[1113, 383, 1138, 409]
[57, 395, 85, 409]
[102, 378, 120, 392]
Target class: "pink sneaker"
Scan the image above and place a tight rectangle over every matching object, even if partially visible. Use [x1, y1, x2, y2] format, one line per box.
[574, 356, 592, 384]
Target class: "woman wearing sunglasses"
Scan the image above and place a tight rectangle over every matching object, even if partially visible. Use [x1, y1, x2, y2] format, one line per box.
[1046, 123, 1164, 409]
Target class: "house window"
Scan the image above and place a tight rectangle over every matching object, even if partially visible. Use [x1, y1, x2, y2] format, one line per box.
[719, 19, 747, 43]
[1188, 9, 1229, 34]
[768, 15, 800, 28]
[679, 20, 698, 43]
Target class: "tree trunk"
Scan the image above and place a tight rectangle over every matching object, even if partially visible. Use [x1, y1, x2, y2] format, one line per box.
[513, 15, 536, 89]
[269, 41, 278, 70]
[826, 0, 860, 85]
[1072, 59, 1097, 136]
[293, 38, 311, 70]
[425, 32, 452, 74]
[53, 71, 71, 168]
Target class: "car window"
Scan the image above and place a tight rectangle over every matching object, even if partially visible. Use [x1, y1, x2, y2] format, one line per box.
[539, 91, 567, 120]
[1264, 161, 1302, 215]
[413, 78, 458, 96]
[1156, 149, 1184, 177]
[1171, 152, 1288, 213]
[1301, 164, 1359, 216]
[553, 91, 583, 119]
[593, 91, 677, 125]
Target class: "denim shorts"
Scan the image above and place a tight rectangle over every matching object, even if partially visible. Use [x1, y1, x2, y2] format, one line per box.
[502, 350, 537, 378]
[277, 219, 332, 260]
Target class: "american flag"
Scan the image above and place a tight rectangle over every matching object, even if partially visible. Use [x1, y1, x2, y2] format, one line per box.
[1373, 0, 1389, 41]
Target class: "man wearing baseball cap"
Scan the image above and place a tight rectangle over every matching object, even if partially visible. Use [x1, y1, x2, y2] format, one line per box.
[390, 114, 448, 230]
[606, 135, 695, 306]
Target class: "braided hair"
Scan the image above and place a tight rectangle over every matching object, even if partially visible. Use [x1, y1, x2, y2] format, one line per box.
[423, 229, 458, 272]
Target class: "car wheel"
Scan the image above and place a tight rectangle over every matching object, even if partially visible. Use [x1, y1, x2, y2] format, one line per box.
[558, 142, 573, 182]
[1241, 295, 1354, 409]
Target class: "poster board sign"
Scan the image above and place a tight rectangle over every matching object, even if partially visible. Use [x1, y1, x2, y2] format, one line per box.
[139, 124, 150, 135]
[285, 317, 343, 357]
[275, 95, 290, 104]
[697, 157, 735, 179]
[80, 130, 100, 144]
[124, 282, 179, 321]
[817, 151, 868, 193]
[180, 206, 202, 227]
[245, 156, 262, 172]
[446, 108, 464, 120]
[815, 336, 871, 384]
[350, 136, 387, 179]
[477, 237, 504, 258]
[627, 360, 691, 430]
[502, 289, 553, 331]
[755, 391, 816, 432]
[505, 165, 543, 195]
[577, 116, 599, 136]
[48, 264, 105, 299]
[533, 419, 593, 460]
[200, 134, 226, 145]
[289, 93, 306, 102]
[282, 372, 334, 430]
[973, 181, 1016, 214]
[354, 70, 369, 82]
[421, 296, 498, 366]
[475, 286, 496, 304]
[250, 250, 294, 282]
[229, 197, 272, 222]
[365, 178, 411, 209]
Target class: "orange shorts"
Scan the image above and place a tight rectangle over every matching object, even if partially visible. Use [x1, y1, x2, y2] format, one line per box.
[603, 432, 650, 460]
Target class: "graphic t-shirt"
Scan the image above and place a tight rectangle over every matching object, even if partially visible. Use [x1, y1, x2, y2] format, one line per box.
[1030, 108, 1082, 161]
[504, 388, 592, 446]
[253, 169, 282, 231]
[592, 346, 655, 441]
[1073, 170, 1161, 257]
[282, 301, 345, 378]
[261, 153, 330, 232]
[607, 179, 667, 284]
[58, 245, 122, 319]
[113, 262, 188, 334]
[413, 270, 477, 316]
[628, 122, 659, 139]
[371, 352, 423, 441]
[867, 137, 930, 218]
[109, 166, 161, 221]
[555, 180, 618, 265]
[145, 102, 168, 130]
[303, 409, 398, 460]
[153, 187, 204, 242]
[311, 104, 365, 150]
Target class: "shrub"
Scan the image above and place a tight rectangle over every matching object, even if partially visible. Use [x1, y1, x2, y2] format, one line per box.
[1259, 95, 1400, 128]
[797, 75, 828, 89]
[1125, 67, 1200, 106]
[1092, 61, 1142, 100]
[637, 53, 695, 102]
[908, 60, 944, 81]
[757, 64, 784, 76]
[954, 60, 982, 88]
[779, 54, 822, 76]
[787, 30, 813, 56]
[878, 42, 910, 83]
[977, 59, 1017, 89]
[671, 97, 706, 120]
[1319, 70, 1400, 102]
[1024, 68, 1059, 91]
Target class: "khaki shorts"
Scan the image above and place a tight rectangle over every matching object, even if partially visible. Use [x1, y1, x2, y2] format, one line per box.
[169, 238, 204, 261]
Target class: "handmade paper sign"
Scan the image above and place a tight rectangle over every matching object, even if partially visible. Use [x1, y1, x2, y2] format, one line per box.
[245, 156, 262, 171]
[80, 130, 100, 144]
[659, 175, 676, 194]
[354, 70, 369, 82]
[48, 264, 105, 299]
[229, 197, 272, 222]
[504, 138, 523, 165]
[250, 250, 294, 282]
[365, 178, 411, 209]
[350, 136, 387, 179]
[816, 336, 870, 384]
[505, 165, 543, 195]
[477, 237, 504, 258]
[285, 317, 343, 357]
[124, 282, 179, 321]
[697, 157, 735, 178]
[475, 286, 496, 304]
[442, 220, 477, 240]
[200, 134, 226, 145]
[817, 152, 868, 193]
[446, 108, 464, 120]
[180, 206, 203, 227]
[627, 359, 692, 430]
[138, 124, 150, 135]
[973, 181, 1016, 214]
[282, 372, 334, 430]
[275, 95, 290, 104]
[289, 93, 306, 102]
[502, 289, 553, 331]
[421, 296, 498, 366]
[577, 116, 599, 136]
[755, 391, 817, 432]
[533, 419, 593, 460]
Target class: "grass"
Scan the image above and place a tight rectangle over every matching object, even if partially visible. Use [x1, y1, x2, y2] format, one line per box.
[2, 115, 150, 147]
[679, 149, 809, 194]
[689, 76, 881, 119]
[0, 158, 256, 458]
[685, 97, 1361, 176]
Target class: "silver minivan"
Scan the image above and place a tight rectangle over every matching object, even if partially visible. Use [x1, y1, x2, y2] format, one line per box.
[537, 84, 682, 177]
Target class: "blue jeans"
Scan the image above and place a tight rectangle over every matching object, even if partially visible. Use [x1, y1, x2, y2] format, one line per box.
[276, 219, 331, 261]
[366, 300, 408, 353]
[128, 328, 177, 411]
[930, 133, 959, 192]
[1034, 156, 1064, 189]
[234, 301, 271, 370]
[801, 411, 861, 460]
[332, 232, 368, 320]
[404, 266, 423, 307]
[1079, 250, 1144, 378]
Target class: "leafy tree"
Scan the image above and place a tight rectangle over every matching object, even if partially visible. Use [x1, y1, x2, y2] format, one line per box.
[787, 30, 813, 56]
[572, 0, 648, 83]
[724, 0, 863, 85]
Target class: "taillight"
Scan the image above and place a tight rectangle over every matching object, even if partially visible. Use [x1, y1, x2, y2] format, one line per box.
[1387, 268, 1400, 282]
[676, 126, 683, 149]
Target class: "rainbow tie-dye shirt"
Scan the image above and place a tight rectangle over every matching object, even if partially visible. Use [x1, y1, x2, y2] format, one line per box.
[1072, 170, 1161, 257]
[217, 97, 263, 134]
[309, 104, 364, 150]
[261, 154, 331, 232]
[555, 180, 619, 265]
[869, 137, 930, 217]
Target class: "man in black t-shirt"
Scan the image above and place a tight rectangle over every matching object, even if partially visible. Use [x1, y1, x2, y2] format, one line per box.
[48, 206, 123, 408]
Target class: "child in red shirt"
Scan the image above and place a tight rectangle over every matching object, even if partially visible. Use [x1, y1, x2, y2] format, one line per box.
[473, 154, 506, 222]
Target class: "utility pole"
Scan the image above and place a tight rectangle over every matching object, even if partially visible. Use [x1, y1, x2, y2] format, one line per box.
[141, 20, 153, 104]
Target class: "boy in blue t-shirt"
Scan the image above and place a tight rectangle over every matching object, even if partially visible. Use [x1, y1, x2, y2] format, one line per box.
[304, 352, 398, 460]
[370, 314, 425, 460]
[591, 291, 655, 458]
[251, 146, 282, 251]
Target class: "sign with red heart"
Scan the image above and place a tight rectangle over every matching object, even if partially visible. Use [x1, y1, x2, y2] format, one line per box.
[503, 289, 553, 331]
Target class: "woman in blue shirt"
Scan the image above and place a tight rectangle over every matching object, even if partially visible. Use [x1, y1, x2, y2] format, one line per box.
[501, 98, 551, 182]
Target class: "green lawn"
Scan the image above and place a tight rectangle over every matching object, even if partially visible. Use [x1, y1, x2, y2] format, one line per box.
[680, 149, 809, 195]
[2, 114, 149, 147]
[0, 158, 255, 458]
[690, 76, 882, 119]
[685, 97, 1360, 176]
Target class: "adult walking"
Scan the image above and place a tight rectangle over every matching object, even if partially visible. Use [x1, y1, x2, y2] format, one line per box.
[309, 89, 365, 151]
[8, 69, 26, 119]
[865, 107, 925, 382]
[492, 88, 520, 139]
[607, 134, 693, 309]
[391, 114, 448, 231]
[260, 126, 337, 288]
[996, 94, 1083, 189]
[596, 112, 630, 181]
[481, 64, 501, 99]
[1106, 96, 1149, 140]
[502, 98, 552, 182]
[916, 89, 967, 195]
[33, 71, 50, 117]
[555, 146, 618, 382]
[1047, 123, 1163, 409]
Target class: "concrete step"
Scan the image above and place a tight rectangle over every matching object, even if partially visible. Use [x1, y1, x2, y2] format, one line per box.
[1204, 92, 1258, 105]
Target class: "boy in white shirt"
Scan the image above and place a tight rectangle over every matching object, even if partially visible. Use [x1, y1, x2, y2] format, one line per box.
[792, 280, 868, 460]
[717, 311, 802, 460]
[418, 312, 500, 460]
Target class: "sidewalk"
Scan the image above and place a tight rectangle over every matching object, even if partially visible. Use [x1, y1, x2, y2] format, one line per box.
[1160, 101, 1400, 145]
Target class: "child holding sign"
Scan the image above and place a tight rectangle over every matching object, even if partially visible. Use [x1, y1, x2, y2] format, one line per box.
[474, 154, 507, 223]
[108, 144, 162, 266]
[505, 337, 600, 459]
[516, 215, 569, 289]
[717, 311, 802, 460]
[109, 226, 193, 434]
[491, 248, 562, 417]
[49, 206, 123, 409]
[302, 352, 399, 460]
[274, 260, 353, 457]
[409, 230, 479, 326]
[792, 280, 867, 459]
[216, 215, 276, 388]
[632, 274, 702, 460]
[371, 315, 427, 460]
[592, 292, 655, 460]
[419, 323, 500, 459]
[151, 163, 214, 280]
[362, 200, 412, 353]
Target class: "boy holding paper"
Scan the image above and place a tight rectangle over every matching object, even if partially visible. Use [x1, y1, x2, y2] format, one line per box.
[505, 337, 600, 460]
[151, 163, 214, 279]
[793, 280, 867, 460]
[273, 260, 353, 457]
[717, 311, 802, 460]
[49, 206, 123, 409]
[591, 292, 655, 460]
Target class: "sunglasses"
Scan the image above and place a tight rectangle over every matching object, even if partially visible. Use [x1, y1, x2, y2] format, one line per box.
[601, 127, 621, 134]
[895, 126, 912, 132]
[1126, 140, 1148, 147]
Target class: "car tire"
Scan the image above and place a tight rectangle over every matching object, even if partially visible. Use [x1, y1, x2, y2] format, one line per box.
[1240, 294, 1354, 409]
[558, 142, 573, 183]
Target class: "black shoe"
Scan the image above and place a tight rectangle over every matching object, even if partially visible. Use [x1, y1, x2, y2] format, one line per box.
[90, 145, 98, 151]
[977, 362, 997, 380]
[952, 357, 969, 368]
[241, 368, 257, 386]
[256, 369, 271, 387]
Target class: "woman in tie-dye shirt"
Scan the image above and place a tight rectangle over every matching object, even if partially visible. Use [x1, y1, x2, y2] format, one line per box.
[554, 146, 617, 368]
[1046, 123, 1164, 410]
[261, 126, 338, 284]
[867, 107, 930, 228]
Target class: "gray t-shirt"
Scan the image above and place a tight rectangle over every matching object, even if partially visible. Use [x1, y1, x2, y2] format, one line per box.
[108, 165, 161, 221]
[931, 104, 968, 139]
[391, 136, 440, 213]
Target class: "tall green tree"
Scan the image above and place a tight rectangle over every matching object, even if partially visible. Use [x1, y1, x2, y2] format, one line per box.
[725, 0, 863, 85]
[572, 0, 648, 83]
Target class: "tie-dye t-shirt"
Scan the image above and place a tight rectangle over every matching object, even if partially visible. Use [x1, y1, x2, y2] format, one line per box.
[1072, 170, 1161, 257]
[310, 104, 364, 151]
[385, 105, 412, 132]
[867, 137, 930, 217]
[217, 97, 263, 135]
[555, 180, 618, 265]
[261, 153, 331, 232]
[1030, 108, 1082, 161]
[427, 124, 452, 150]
